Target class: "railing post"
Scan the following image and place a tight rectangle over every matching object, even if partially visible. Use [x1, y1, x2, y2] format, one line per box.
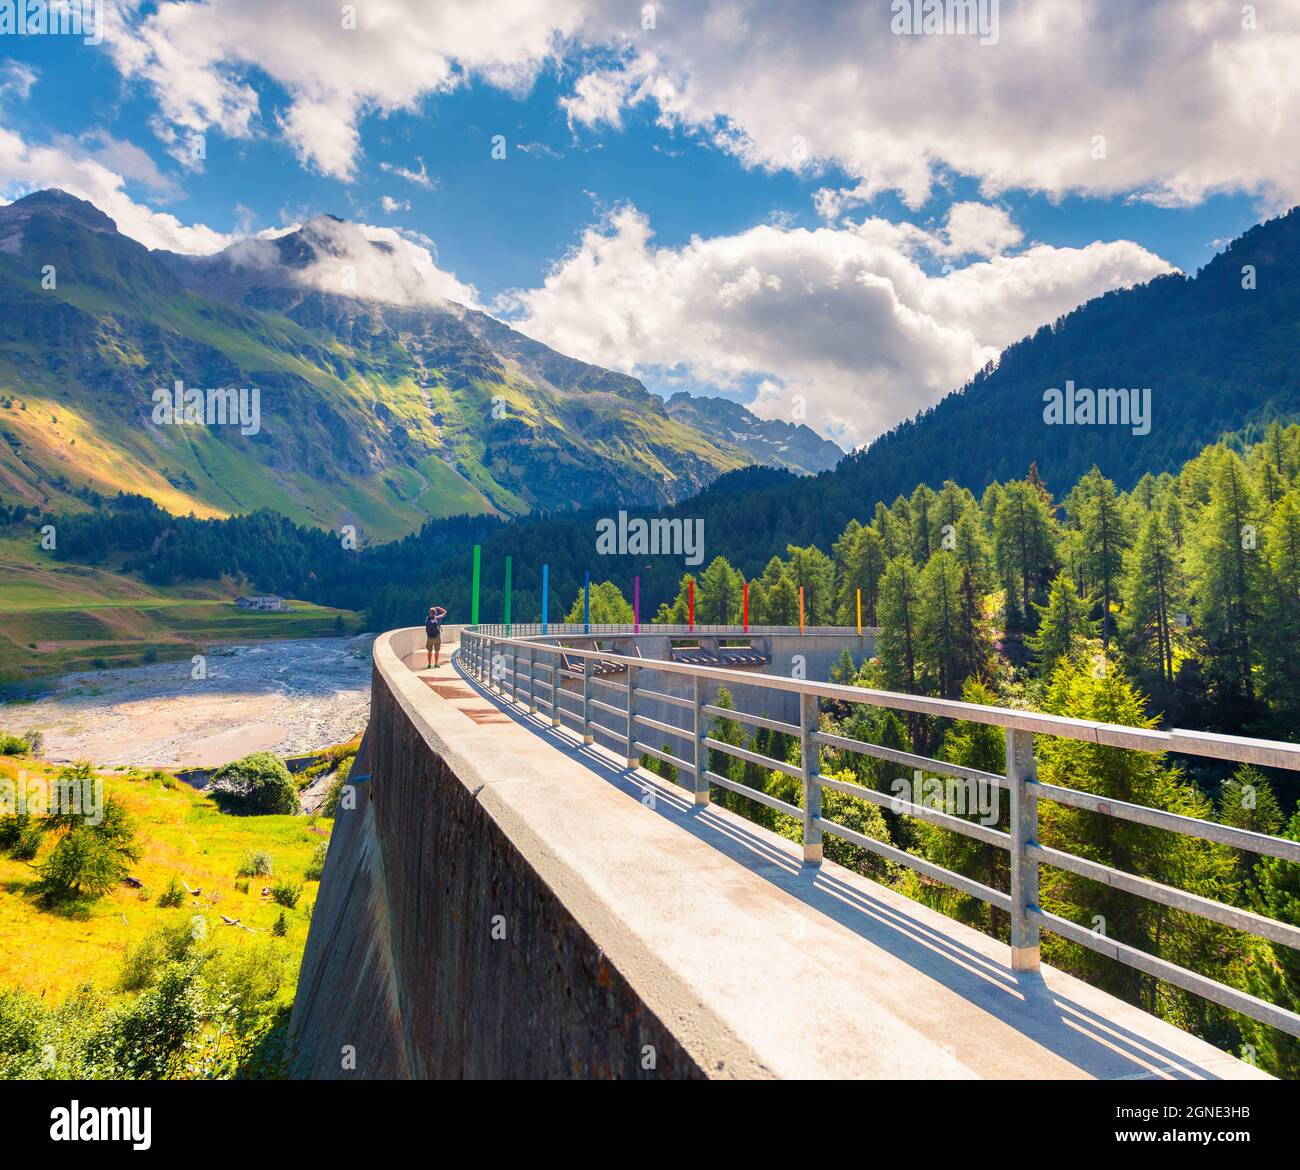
[1007, 727, 1041, 971]
[692, 674, 710, 806]
[527, 647, 537, 714]
[550, 652, 561, 727]
[511, 646, 518, 704]
[625, 665, 639, 768]
[581, 658, 593, 744]
[799, 692, 822, 864]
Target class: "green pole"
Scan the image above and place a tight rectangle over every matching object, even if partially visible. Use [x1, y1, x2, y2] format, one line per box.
[504, 555, 512, 635]
[471, 544, 481, 625]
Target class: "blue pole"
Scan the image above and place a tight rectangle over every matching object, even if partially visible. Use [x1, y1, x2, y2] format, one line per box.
[583, 571, 590, 634]
[542, 564, 549, 636]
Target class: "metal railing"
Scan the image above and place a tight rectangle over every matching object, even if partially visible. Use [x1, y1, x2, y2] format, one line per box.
[455, 624, 1300, 1040]
[471, 622, 879, 637]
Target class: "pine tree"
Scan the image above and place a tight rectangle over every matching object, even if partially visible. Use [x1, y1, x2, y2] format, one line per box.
[698, 556, 743, 624]
[835, 524, 887, 626]
[1191, 448, 1261, 708]
[878, 556, 921, 694]
[1077, 467, 1133, 648]
[993, 480, 1058, 624]
[1037, 658, 1240, 1025]
[918, 552, 983, 698]
[1239, 807, 1300, 1078]
[1120, 510, 1180, 685]
[1027, 572, 1097, 670]
[786, 543, 835, 624]
[1259, 491, 1300, 719]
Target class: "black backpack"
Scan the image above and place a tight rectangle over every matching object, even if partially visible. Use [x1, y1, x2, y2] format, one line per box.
[425, 615, 441, 637]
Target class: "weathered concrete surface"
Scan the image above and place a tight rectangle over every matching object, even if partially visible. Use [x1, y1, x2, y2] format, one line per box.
[290, 628, 708, 1079]
[292, 626, 1270, 1080]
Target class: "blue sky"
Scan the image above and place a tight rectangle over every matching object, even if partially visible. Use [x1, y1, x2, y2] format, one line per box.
[0, 1, 1293, 445]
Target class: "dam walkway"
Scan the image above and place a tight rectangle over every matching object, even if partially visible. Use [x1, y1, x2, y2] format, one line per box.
[289, 624, 1300, 1079]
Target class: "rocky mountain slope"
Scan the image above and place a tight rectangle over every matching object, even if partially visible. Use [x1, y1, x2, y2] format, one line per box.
[664, 391, 842, 473]
[0, 191, 762, 540]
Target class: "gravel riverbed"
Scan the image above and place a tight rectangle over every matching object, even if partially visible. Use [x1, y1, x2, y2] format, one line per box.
[1, 636, 374, 769]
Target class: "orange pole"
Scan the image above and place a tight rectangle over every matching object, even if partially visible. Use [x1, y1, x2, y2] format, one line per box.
[799, 586, 805, 633]
[856, 587, 862, 635]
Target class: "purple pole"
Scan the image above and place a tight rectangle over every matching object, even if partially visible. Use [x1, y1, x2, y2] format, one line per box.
[634, 576, 640, 633]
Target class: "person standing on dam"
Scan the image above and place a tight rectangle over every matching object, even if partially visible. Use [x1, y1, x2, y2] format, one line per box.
[425, 605, 447, 670]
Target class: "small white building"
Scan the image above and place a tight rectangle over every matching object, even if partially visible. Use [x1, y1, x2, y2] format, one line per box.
[235, 595, 286, 612]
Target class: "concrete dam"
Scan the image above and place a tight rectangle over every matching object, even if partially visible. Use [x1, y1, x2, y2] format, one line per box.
[287, 624, 1284, 1080]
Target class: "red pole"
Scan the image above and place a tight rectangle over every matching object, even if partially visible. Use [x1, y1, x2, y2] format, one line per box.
[688, 578, 694, 632]
[743, 582, 749, 632]
[634, 575, 640, 633]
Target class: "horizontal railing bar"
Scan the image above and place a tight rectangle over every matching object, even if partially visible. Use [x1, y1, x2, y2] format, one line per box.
[703, 704, 800, 737]
[1035, 781, 1300, 862]
[1029, 844, 1300, 951]
[812, 730, 1008, 789]
[633, 686, 695, 711]
[705, 770, 803, 818]
[590, 675, 628, 694]
[463, 630, 1300, 772]
[818, 817, 1013, 912]
[589, 698, 629, 720]
[817, 773, 1011, 849]
[634, 741, 695, 777]
[555, 688, 583, 707]
[587, 721, 627, 747]
[633, 711, 687, 740]
[1033, 909, 1300, 1039]
[702, 737, 802, 780]
[532, 677, 554, 692]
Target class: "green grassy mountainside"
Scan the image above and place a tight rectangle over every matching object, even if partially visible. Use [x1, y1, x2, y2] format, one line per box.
[0, 190, 763, 542]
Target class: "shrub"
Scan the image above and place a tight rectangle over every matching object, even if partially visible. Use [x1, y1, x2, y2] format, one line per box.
[38, 797, 141, 901]
[270, 879, 301, 909]
[209, 753, 298, 816]
[117, 922, 201, 993]
[112, 962, 206, 1079]
[321, 756, 354, 818]
[237, 850, 274, 878]
[303, 841, 327, 882]
[0, 732, 29, 755]
[0, 814, 44, 860]
[157, 877, 185, 908]
[271, 912, 288, 937]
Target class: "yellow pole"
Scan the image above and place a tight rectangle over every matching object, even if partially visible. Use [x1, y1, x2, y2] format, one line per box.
[856, 588, 862, 635]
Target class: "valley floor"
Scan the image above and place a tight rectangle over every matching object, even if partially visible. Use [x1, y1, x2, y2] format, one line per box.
[3, 636, 373, 769]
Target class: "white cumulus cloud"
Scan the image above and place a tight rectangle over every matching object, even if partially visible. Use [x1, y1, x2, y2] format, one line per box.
[500, 203, 1174, 447]
[100, 0, 1300, 207]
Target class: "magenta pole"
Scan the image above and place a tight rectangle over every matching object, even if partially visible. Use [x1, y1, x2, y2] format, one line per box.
[634, 576, 640, 633]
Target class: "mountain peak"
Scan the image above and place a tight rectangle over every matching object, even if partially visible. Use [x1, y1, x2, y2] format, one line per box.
[1, 188, 118, 233]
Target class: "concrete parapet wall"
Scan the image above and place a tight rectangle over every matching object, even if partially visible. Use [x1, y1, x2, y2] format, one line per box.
[289, 628, 707, 1079]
